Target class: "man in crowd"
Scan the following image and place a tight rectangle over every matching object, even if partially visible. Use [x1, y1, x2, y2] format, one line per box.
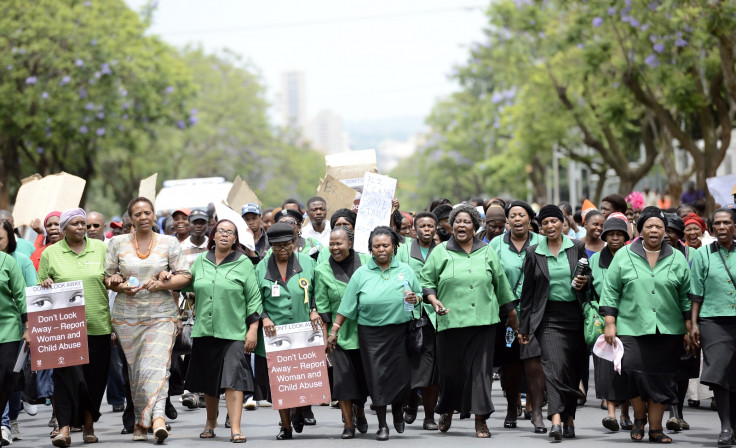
[242, 203, 269, 259]
[302, 196, 330, 246]
[86, 211, 106, 241]
[180, 210, 208, 266]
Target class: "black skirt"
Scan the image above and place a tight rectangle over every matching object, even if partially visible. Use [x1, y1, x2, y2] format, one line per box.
[619, 333, 680, 404]
[435, 325, 496, 419]
[0, 341, 22, 393]
[185, 337, 254, 397]
[409, 324, 439, 388]
[700, 317, 736, 392]
[358, 323, 411, 407]
[535, 301, 584, 421]
[519, 334, 542, 359]
[331, 346, 368, 404]
[253, 354, 270, 402]
[593, 354, 627, 402]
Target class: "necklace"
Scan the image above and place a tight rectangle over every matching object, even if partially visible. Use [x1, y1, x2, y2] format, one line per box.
[134, 234, 154, 259]
[643, 247, 661, 254]
[379, 265, 391, 280]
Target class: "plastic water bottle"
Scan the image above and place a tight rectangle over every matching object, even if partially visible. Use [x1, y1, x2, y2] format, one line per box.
[505, 327, 515, 348]
[402, 281, 414, 312]
[128, 276, 140, 287]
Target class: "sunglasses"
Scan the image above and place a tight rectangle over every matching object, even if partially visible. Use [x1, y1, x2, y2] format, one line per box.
[86, 223, 101, 229]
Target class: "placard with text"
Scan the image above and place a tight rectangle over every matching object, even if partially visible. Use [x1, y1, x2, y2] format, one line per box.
[265, 321, 330, 410]
[26, 281, 89, 371]
[353, 172, 397, 253]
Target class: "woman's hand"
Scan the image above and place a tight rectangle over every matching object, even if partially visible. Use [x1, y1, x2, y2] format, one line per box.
[140, 279, 161, 292]
[604, 322, 617, 347]
[392, 198, 400, 213]
[22, 327, 30, 345]
[105, 274, 124, 288]
[683, 332, 694, 355]
[506, 309, 520, 333]
[428, 297, 449, 315]
[40, 278, 54, 288]
[326, 334, 337, 354]
[111, 333, 117, 346]
[118, 282, 142, 297]
[262, 318, 276, 337]
[30, 218, 43, 235]
[157, 271, 172, 282]
[309, 311, 322, 332]
[403, 291, 419, 305]
[517, 333, 529, 345]
[572, 275, 587, 290]
[244, 328, 257, 354]
[176, 319, 183, 336]
[690, 323, 700, 349]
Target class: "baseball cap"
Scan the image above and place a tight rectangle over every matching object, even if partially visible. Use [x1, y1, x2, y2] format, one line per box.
[172, 208, 191, 217]
[189, 210, 208, 222]
[241, 203, 262, 216]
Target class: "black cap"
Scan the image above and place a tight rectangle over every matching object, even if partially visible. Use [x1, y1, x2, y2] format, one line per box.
[189, 209, 208, 222]
[636, 206, 667, 233]
[276, 208, 303, 226]
[601, 216, 630, 242]
[433, 204, 453, 221]
[267, 222, 296, 243]
[664, 212, 684, 237]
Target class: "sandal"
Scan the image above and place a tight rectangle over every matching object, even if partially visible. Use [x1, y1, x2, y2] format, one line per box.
[50, 425, 60, 438]
[630, 418, 647, 441]
[230, 433, 247, 443]
[648, 429, 672, 443]
[438, 413, 453, 433]
[83, 433, 99, 443]
[200, 428, 216, 439]
[475, 419, 491, 438]
[51, 434, 71, 447]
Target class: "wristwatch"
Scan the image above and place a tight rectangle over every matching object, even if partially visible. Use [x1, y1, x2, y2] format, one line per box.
[310, 307, 318, 313]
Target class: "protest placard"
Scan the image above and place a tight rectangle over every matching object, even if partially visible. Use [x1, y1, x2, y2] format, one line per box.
[325, 149, 377, 191]
[265, 321, 331, 410]
[12, 172, 86, 228]
[226, 175, 261, 211]
[25, 281, 89, 371]
[353, 172, 397, 253]
[138, 173, 158, 202]
[316, 175, 359, 220]
[213, 201, 255, 251]
[706, 174, 736, 207]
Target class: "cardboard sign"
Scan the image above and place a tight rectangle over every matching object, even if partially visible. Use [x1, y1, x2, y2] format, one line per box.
[265, 321, 331, 410]
[213, 201, 255, 251]
[353, 172, 397, 253]
[316, 175, 359, 221]
[25, 281, 89, 371]
[226, 175, 261, 211]
[138, 173, 158, 202]
[12, 172, 86, 228]
[706, 174, 736, 207]
[325, 149, 377, 191]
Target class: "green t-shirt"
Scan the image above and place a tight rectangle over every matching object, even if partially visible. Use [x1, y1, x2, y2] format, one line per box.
[689, 242, 736, 318]
[15, 238, 35, 259]
[535, 236, 577, 302]
[396, 239, 437, 327]
[0, 253, 26, 343]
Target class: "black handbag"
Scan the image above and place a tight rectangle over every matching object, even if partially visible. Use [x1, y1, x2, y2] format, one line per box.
[173, 295, 194, 356]
[406, 308, 429, 355]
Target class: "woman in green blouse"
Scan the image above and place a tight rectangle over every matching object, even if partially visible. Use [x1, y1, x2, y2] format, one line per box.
[180, 219, 262, 443]
[600, 207, 692, 444]
[690, 208, 736, 445]
[314, 226, 370, 439]
[327, 226, 421, 441]
[422, 204, 516, 438]
[0, 252, 27, 433]
[255, 222, 319, 440]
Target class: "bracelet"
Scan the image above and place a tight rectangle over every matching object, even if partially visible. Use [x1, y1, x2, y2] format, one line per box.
[332, 323, 341, 329]
[177, 315, 182, 321]
[329, 333, 337, 338]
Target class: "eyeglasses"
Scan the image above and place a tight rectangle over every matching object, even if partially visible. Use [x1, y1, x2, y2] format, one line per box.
[86, 224, 101, 229]
[215, 229, 236, 236]
[272, 242, 293, 251]
[280, 219, 298, 227]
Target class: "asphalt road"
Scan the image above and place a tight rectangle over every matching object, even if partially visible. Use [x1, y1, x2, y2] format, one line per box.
[9, 370, 724, 447]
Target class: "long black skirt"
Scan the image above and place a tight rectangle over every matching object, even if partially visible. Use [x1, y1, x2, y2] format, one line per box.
[535, 301, 585, 421]
[358, 323, 410, 407]
[0, 341, 21, 393]
[700, 317, 736, 392]
[409, 324, 439, 388]
[593, 354, 627, 402]
[331, 346, 368, 404]
[185, 337, 254, 397]
[436, 325, 496, 418]
[619, 333, 680, 404]
[253, 355, 270, 402]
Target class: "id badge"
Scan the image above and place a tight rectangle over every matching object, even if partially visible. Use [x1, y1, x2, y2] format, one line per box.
[271, 283, 281, 297]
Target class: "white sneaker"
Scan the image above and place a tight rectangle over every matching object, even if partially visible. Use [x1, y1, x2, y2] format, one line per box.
[243, 397, 257, 410]
[256, 400, 272, 407]
[9, 421, 20, 441]
[22, 402, 37, 416]
[1, 426, 12, 446]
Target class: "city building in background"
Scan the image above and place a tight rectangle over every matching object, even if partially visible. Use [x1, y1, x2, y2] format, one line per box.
[305, 110, 350, 154]
[280, 70, 307, 133]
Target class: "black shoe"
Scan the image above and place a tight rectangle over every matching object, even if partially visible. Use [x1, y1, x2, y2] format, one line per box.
[165, 398, 177, 420]
[198, 393, 206, 408]
[404, 407, 417, 424]
[688, 399, 700, 408]
[504, 419, 517, 428]
[718, 430, 733, 446]
[355, 417, 368, 434]
[376, 427, 389, 441]
[602, 417, 620, 432]
[549, 424, 562, 441]
[534, 426, 547, 434]
[112, 404, 125, 413]
[563, 423, 575, 439]
[303, 407, 316, 426]
[341, 427, 356, 439]
[523, 410, 532, 420]
[181, 393, 198, 409]
[423, 419, 438, 431]
[292, 414, 305, 433]
[121, 427, 134, 435]
[276, 427, 292, 440]
[620, 415, 633, 430]
[225, 415, 231, 429]
[394, 418, 405, 434]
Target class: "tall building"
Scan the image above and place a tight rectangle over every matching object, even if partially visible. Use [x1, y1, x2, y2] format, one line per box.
[306, 110, 350, 154]
[280, 70, 307, 132]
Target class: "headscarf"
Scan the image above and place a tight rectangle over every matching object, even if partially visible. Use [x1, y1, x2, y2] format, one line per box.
[329, 208, 357, 229]
[537, 204, 564, 224]
[683, 213, 706, 233]
[59, 208, 86, 231]
[505, 200, 535, 220]
[485, 204, 506, 221]
[636, 206, 667, 233]
[400, 211, 413, 227]
[44, 211, 62, 227]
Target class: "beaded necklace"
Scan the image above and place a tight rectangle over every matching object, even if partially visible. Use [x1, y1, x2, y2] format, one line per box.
[134, 234, 154, 259]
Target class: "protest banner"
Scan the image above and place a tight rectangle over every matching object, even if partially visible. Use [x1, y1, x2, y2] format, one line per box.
[353, 172, 397, 253]
[706, 174, 736, 207]
[226, 175, 261, 211]
[214, 201, 255, 251]
[325, 149, 377, 191]
[316, 175, 359, 220]
[265, 321, 331, 410]
[25, 281, 89, 371]
[138, 173, 158, 202]
[12, 172, 86, 228]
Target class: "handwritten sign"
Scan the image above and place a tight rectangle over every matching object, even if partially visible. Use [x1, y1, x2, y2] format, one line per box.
[317, 175, 358, 221]
[265, 321, 330, 410]
[325, 149, 377, 191]
[12, 172, 86, 228]
[138, 173, 158, 202]
[226, 175, 261, 211]
[25, 281, 89, 371]
[706, 174, 736, 207]
[353, 172, 397, 253]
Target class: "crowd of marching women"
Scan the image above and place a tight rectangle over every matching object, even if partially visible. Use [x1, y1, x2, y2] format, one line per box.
[0, 188, 734, 446]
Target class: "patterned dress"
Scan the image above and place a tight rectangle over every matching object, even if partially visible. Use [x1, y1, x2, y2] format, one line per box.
[105, 233, 190, 427]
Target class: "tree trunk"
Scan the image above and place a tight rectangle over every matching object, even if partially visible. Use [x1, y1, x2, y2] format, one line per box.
[528, 156, 548, 204]
[0, 139, 20, 211]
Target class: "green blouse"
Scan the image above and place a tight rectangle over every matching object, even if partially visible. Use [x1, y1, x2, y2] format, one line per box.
[337, 257, 421, 327]
[420, 236, 516, 332]
[489, 232, 539, 300]
[689, 242, 736, 318]
[185, 251, 262, 340]
[599, 240, 691, 336]
[0, 253, 26, 343]
[534, 236, 577, 302]
[396, 238, 438, 328]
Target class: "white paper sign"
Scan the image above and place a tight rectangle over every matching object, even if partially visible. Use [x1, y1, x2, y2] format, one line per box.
[706, 174, 736, 207]
[353, 172, 397, 253]
[214, 201, 255, 251]
[12, 173, 86, 227]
